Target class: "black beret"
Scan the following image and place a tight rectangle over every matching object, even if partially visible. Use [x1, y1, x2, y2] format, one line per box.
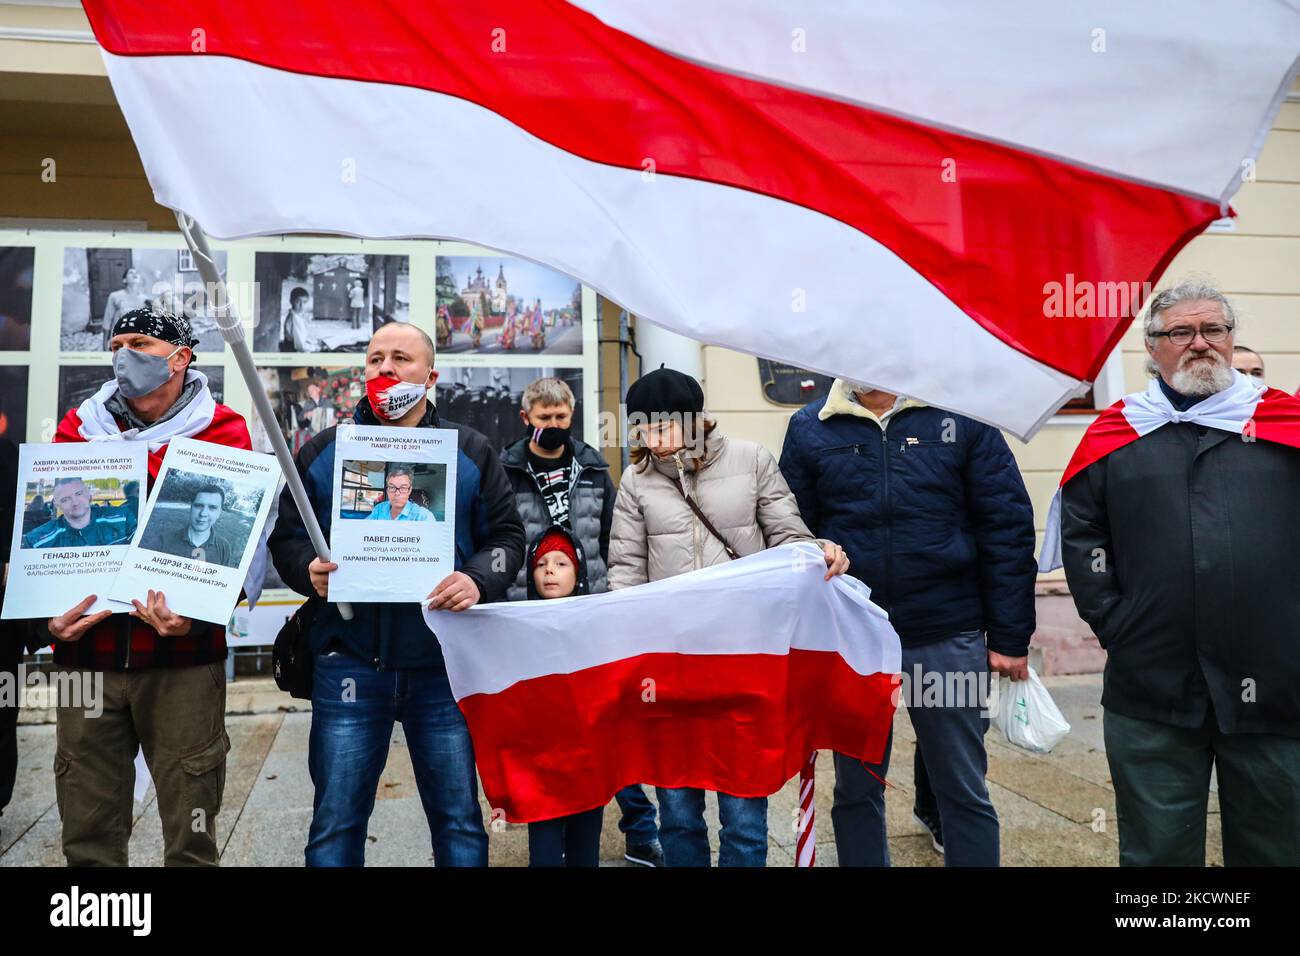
[624, 365, 705, 419]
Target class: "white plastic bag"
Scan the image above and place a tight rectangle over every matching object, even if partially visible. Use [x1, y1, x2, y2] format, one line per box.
[993, 667, 1071, 753]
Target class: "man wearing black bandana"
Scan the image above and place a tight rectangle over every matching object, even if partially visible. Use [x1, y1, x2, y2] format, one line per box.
[41, 306, 252, 867]
[101, 307, 205, 433]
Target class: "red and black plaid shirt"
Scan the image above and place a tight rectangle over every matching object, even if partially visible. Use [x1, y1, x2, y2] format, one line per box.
[51, 616, 225, 670]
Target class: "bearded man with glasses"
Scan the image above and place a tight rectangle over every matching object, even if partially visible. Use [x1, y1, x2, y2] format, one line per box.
[1053, 279, 1300, 866]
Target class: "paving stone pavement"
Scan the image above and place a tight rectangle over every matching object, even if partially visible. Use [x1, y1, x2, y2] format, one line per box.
[1, 673, 1223, 867]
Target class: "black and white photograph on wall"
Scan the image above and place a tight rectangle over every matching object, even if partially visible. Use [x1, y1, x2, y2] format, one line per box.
[250, 365, 364, 455]
[435, 255, 583, 355]
[0, 365, 28, 444]
[137, 467, 264, 570]
[435, 366, 584, 452]
[253, 252, 410, 354]
[60, 246, 229, 353]
[58, 364, 224, 416]
[0, 246, 34, 351]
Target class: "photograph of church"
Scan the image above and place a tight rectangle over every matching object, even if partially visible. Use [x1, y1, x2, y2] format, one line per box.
[252, 251, 410, 354]
[435, 255, 583, 355]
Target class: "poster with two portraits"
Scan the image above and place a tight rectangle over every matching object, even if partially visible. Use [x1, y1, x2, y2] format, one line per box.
[2, 438, 278, 626]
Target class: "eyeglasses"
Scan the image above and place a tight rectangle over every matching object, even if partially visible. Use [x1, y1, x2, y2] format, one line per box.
[1149, 324, 1234, 346]
[386, 483, 411, 493]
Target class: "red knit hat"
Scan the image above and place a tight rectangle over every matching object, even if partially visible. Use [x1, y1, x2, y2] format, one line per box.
[532, 529, 577, 571]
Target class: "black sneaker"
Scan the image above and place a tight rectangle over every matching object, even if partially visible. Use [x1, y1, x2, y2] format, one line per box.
[912, 807, 944, 854]
[625, 838, 664, 867]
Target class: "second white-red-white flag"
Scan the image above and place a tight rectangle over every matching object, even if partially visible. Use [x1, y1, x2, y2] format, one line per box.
[424, 543, 900, 823]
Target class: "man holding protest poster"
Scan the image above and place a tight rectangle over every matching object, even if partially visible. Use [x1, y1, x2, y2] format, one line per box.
[268, 322, 524, 867]
[42, 307, 251, 867]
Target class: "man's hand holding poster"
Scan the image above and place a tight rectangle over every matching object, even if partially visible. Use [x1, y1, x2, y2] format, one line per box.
[2, 442, 148, 619]
[109, 437, 279, 625]
[329, 423, 458, 602]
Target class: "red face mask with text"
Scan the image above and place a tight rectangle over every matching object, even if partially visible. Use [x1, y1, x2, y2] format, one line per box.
[365, 374, 427, 421]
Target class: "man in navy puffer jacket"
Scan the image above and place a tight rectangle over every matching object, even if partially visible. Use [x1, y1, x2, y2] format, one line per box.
[780, 379, 1036, 867]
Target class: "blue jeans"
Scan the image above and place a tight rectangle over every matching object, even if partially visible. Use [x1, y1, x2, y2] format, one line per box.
[527, 806, 604, 866]
[306, 650, 488, 867]
[655, 787, 767, 867]
[614, 784, 659, 842]
[831, 629, 999, 867]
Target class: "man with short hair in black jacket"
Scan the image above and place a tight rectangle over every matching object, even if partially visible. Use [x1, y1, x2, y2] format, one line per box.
[269, 323, 524, 867]
[781, 379, 1036, 867]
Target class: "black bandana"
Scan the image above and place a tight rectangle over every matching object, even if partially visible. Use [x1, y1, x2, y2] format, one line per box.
[110, 307, 200, 348]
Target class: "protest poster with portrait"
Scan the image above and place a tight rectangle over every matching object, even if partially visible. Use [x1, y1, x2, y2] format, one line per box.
[329, 423, 458, 603]
[109, 437, 279, 625]
[2, 442, 148, 619]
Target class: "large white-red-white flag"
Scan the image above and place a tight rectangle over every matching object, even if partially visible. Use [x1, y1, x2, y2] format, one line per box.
[423, 544, 900, 823]
[83, 1, 1300, 438]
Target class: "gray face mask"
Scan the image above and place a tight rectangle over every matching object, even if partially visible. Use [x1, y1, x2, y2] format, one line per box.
[113, 346, 180, 399]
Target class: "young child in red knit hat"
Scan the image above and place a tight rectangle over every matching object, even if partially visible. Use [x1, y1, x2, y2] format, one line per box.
[527, 526, 586, 600]
[524, 525, 602, 865]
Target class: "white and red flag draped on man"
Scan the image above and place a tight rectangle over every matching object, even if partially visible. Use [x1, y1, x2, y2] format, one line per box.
[1038, 374, 1300, 572]
[82, 0, 1300, 439]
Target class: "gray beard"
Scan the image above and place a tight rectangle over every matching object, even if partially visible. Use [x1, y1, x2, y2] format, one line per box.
[1170, 354, 1234, 397]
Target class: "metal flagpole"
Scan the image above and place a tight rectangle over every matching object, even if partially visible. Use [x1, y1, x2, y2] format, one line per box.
[174, 211, 353, 621]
